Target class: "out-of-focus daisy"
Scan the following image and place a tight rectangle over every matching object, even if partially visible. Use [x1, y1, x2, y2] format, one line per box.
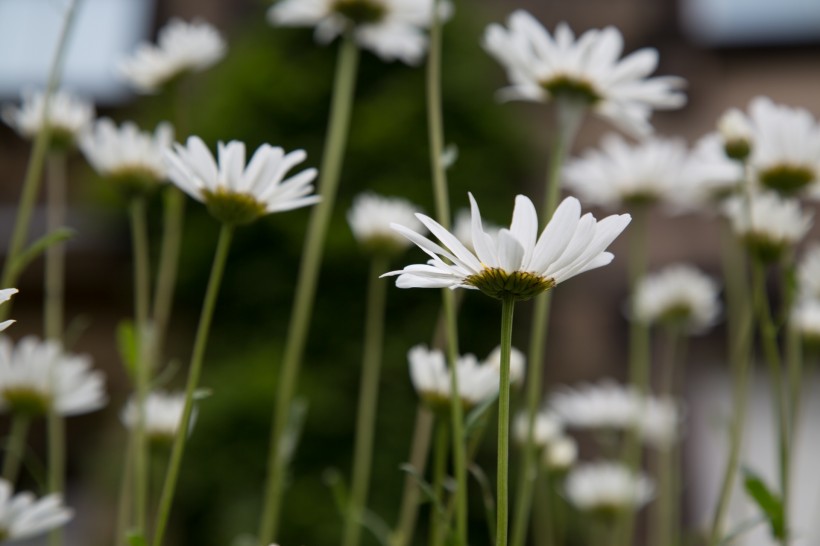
[0, 289, 18, 333]
[637, 397, 681, 449]
[482, 11, 686, 138]
[564, 462, 654, 517]
[0, 336, 107, 417]
[407, 345, 499, 412]
[483, 345, 526, 386]
[634, 264, 721, 333]
[2, 89, 94, 149]
[791, 299, 820, 346]
[80, 119, 173, 195]
[563, 134, 687, 210]
[383, 194, 631, 301]
[347, 193, 424, 256]
[544, 434, 577, 472]
[0, 478, 72, 541]
[678, 134, 744, 207]
[797, 244, 820, 300]
[513, 409, 562, 447]
[120, 19, 226, 92]
[724, 191, 812, 263]
[165, 136, 320, 225]
[121, 391, 189, 444]
[717, 107, 753, 161]
[268, 0, 439, 65]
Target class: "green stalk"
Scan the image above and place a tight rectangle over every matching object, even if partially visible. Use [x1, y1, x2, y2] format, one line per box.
[116, 435, 135, 546]
[497, 297, 517, 546]
[44, 151, 67, 340]
[443, 288, 467, 546]
[531, 470, 553, 546]
[152, 224, 234, 546]
[257, 35, 359, 546]
[391, 406, 434, 546]
[0, 0, 80, 315]
[129, 197, 152, 536]
[512, 97, 584, 546]
[47, 411, 65, 546]
[342, 255, 390, 546]
[430, 420, 449, 546]
[1, 414, 30, 483]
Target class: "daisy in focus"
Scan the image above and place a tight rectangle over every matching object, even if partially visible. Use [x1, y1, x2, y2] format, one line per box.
[383, 194, 631, 301]
[80, 119, 174, 195]
[407, 345, 499, 412]
[165, 136, 320, 225]
[0, 289, 18, 333]
[0, 478, 72, 541]
[122, 391, 190, 444]
[482, 10, 686, 137]
[2, 89, 94, 149]
[347, 192, 424, 256]
[634, 264, 721, 333]
[268, 0, 439, 64]
[564, 461, 654, 517]
[120, 19, 226, 92]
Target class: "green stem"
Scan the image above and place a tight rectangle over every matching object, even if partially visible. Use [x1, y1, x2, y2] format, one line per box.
[443, 288, 467, 546]
[152, 223, 234, 546]
[342, 256, 390, 546]
[391, 406, 434, 546]
[497, 297, 517, 546]
[44, 151, 66, 341]
[531, 470, 553, 546]
[129, 197, 152, 536]
[47, 411, 65, 546]
[430, 419, 449, 546]
[0, 0, 80, 316]
[257, 34, 359, 546]
[116, 435, 135, 546]
[2, 414, 30, 483]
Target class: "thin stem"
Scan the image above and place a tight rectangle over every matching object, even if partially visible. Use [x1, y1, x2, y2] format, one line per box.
[497, 297, 517, 546]
[443, 289, 467, 546]
[44, 151, 67, 340]
[257, 35, 359, 546]
[2, 414, 31, 483]
[430, 419, 449, 546]
[391, 406, 434, 546]
[0, 0, 80, 316]
[152, 224, 234, 546]
[531, 470, 553, 546]
[426, 0, 450, 230]
[115, 435, 135, 546]
[342, 255, 390, 546]
[47, 411, 65, 546]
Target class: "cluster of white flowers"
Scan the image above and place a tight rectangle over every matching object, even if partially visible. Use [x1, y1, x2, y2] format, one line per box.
[2, 89, 94, 148]
[634, 264, 721, 333]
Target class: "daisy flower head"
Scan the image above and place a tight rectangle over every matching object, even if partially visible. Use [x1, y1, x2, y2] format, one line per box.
[564, 462, 654, 518]
[120, 19, 226, 92]
[563, 133, 688, 210]
[0, 336, 107, 417]
[268, 0, 441, 65]
[544, 434, 577, 472]
[165, 136, 320, 225]
[678, 134, 744, 208]
[383, 194, 631, 302]
[407, 345, 499, 412]
[2, 89, 94, 149]
[0, 289, 18, 333]
[483, 345, 526, 386]
[717, 107, 753, 161]
[724, 190, 812, 263]
[347, 193, 424, 256]
[80, 119, 174, 196]
[634, 264, 721, 333]
[513, 409, 562, 448]
[122, 391, 190, 444]
[482, 11, 686, 138]
[798, 244, 820, 300]
[0, 479, 72, 541]
[791, 299, 820, 347]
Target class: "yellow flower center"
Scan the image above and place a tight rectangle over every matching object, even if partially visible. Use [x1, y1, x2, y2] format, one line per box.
[333, 0, 386, 25]
[202, 188, 266, 225]
[542, 76, 602, 105]
[109, 167, 165, 198]
[759, 164, 814, 195]
[3, 387, 51, 417]
[465, 267, 555, 301]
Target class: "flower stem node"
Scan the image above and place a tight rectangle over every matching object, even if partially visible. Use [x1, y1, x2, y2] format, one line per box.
[465, 268, 555, 301]
[203, 188, 267, 226]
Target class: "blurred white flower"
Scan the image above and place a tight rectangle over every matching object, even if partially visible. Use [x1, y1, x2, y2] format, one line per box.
[0, 478, 72, 540]
[2, 89, 94, 147]
[80, 119, 173, 194]
[347, 193, 424, 255]
[797, 244, 820, 300]
[638, 397, 681, 450]
[0, 289, 18, 333]
[165, 136, 320, 225]
[482, 11, 685, 138]
[563, 134, 687, 210]
[544, 434, 577, 472]
[483, 345, 526, 387]
[634, 264, 721, 333]
[791, 299, 820, 343]
[268, 0, 440, 65]
[0, 336, 106, 417]
[120, 19, 226, 92]
[724, 191, 812, 262]
[513, 409, 562, 447]
[383, 194, 631, 301]
[407, 345, 499, 411]
[122, 391, 189, 443]
[678, 134, 744, 207]
[717, 107, 753, 160]
[564, 461, 654, 516]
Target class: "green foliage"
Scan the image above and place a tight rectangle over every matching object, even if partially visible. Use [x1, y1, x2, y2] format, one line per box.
[743, 467, 785, 540]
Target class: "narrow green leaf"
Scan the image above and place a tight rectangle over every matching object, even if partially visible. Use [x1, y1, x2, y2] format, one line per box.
[718, 515, 766, 546]
[743, 467, 785, 539]
[322, 467, 349, 515]
[117, 320, 137, 378]
[468, 462, 496, 542]
[360, 508, 393, 546]
[126, 530, 147, 546]
[464, 394, 498, 438]
[399, 463, 445, 516]
[280, 398, 309, 465]
[10, 228, 74, 278]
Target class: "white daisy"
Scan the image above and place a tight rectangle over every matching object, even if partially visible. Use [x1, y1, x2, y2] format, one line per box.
[634, 264, 721, 333]
[0, 336, 107, 417]
[798, 244, 820, 300]
[121, 391, 189, 443]
[482, 11, 686, 138]
[268, 0, 439, 65]
[407, 345, 499, 411]
[165, 136, 320, 225]
[513, 409, 562, 447]
[544, 435, 577, 472]
[564, 462, 654, 516]
[383, 194, 631, 301]
[80, 118, 173, 195]
[678, 134, 744, 207]
[347, 193, 424, 255]
[717, 107, 752, 161]
[723, 191, 812, 263]
[562, 133, 688, 210]
[791, 299, 820, 344]
[120, 19, 227, 92]
[0, 289, 18, 333]
[0, 478, 72, 541]
[483, 345, 526, 387]
[637, 397, 681, 449]
[2, 89, 94, 148]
